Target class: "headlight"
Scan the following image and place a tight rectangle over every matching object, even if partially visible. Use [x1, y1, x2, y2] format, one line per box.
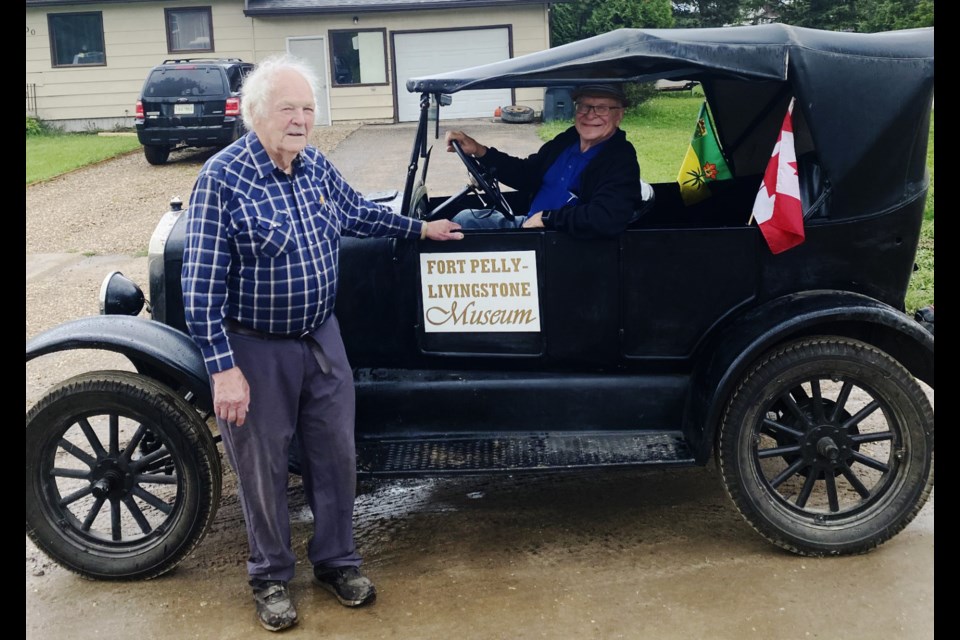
[99, 271, 145, 316]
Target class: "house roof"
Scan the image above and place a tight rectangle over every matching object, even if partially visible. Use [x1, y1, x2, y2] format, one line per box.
[27, 0, 157, 6]
[244, 0, 555, 15]
[27, 0, 560, 11]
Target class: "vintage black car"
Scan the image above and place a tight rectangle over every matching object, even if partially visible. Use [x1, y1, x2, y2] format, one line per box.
[26, 25, 934, 581]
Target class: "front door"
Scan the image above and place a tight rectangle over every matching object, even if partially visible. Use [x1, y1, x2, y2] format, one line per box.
[287, 36, 332, 126]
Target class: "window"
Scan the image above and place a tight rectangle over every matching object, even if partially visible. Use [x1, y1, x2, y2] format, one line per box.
[144, 67, 226, 98]
[48, 12, 106, 67]
[165, 7, 214, 53]
[330, 29, 387, 86]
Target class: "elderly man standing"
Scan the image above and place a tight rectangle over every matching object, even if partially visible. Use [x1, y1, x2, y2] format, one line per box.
[181, 54, 462, 632]
[446, 83, 652, 238]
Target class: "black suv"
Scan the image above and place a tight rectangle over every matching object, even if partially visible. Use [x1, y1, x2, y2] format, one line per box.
[134, 58, 254, 165]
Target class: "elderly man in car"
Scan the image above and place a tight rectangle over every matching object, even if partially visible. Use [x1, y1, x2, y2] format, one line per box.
[445, 83, 653, 238]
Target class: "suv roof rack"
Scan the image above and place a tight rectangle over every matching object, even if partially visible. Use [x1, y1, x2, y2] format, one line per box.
[161, 58, 245, 65]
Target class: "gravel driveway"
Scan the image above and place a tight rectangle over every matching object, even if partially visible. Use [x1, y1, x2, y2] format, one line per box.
[26, 125, 360, 256]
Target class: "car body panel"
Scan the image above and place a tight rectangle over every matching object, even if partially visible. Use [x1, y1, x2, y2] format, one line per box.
[25, 315, 212, 412]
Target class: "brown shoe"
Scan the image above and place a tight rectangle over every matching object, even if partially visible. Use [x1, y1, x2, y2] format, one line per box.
[314, 566, 377, 607]
[252, 581, 298, 631]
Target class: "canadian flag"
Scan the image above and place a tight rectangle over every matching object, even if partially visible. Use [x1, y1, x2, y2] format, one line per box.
[752, 98, 804, 254]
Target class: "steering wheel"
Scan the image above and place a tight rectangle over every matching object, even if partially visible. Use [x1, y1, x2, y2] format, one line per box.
[432, 139, 514, 220]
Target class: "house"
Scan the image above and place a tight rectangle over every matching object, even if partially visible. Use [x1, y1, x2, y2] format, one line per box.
[26, 0, 564, 131]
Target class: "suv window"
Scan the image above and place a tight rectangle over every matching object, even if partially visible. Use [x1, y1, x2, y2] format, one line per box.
[144, 67, 227, 98]
[224, 65, 250, 93]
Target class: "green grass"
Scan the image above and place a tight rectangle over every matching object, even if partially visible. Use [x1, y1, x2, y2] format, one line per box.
[539, 93, 934, 313]
[906, 113, 934, 314]
[26, 133, 141, 184]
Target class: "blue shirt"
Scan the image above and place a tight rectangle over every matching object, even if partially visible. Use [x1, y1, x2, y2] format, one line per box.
[182, 131, 423, 375]
[526, 140, 605, 216]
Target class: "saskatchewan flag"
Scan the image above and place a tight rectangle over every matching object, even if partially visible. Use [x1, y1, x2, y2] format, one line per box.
[677, 102, 732, 205]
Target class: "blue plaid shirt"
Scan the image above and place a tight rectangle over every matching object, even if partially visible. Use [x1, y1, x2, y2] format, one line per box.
[182, 131, 423, 375]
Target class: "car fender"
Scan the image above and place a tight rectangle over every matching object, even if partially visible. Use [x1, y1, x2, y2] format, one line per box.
[685, 290, 934, 463]
[26, 315, 212, 412]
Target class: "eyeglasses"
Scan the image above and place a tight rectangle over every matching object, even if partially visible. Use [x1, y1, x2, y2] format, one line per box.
[574, 102, 623, 117]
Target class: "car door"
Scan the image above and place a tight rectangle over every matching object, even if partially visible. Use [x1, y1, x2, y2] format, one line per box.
[415, 229, 622, 367]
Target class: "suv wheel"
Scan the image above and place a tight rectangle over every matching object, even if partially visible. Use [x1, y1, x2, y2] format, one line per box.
[143, 145, 171, 166]
[718, 337, 933, 556]
[25, 371, 222, 580]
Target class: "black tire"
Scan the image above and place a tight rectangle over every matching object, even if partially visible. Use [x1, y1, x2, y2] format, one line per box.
[500, 105, 535, 124]
[143, 145, 170, 165]
[718, 337, 934, 556]
[26, 371, 222, 580]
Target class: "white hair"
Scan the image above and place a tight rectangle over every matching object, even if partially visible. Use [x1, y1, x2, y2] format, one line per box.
[241, 54, 320, 130]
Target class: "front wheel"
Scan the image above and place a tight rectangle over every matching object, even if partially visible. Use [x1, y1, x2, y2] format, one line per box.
[718, 337, 933, 556]
[26, 371, 222, 580]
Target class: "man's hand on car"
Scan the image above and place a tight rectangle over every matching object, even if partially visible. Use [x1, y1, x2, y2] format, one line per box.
[422, 219, 465, 240]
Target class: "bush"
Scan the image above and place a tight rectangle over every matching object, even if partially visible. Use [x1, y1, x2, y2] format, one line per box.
[625, 82, 658, 108]
[26, 117, 44, 136]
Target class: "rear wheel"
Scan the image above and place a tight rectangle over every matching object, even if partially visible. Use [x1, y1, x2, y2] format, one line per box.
[718, 337, 933, 556]
[143, 145, 170, 165]
[25, 371, 222, 580]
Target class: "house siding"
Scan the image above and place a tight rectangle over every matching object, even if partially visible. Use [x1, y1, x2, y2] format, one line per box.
[26, 0, 550, 131]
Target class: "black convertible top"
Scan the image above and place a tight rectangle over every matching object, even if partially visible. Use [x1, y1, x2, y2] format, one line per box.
[408, 25, 934, 220]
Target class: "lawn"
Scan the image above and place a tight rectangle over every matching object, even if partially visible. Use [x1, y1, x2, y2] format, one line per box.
[26, 133, 141, 184]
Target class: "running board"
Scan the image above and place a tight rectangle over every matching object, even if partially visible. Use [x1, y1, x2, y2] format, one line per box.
[356, 431, 696, 477]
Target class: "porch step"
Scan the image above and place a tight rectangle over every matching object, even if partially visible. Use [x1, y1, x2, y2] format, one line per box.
[356, 431, 695, 476]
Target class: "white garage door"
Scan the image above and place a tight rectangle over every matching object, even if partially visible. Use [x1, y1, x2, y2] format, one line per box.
[394, 28, 512, 122]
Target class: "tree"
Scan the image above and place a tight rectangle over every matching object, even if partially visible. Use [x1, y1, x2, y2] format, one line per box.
[673, 1, 746, 27]
[550, 1, 596, 47]
[551, 0, 674, 47]
[774, 0, 859, 30]
[752, 0, 933, 31]
[857, 0, 934, 31]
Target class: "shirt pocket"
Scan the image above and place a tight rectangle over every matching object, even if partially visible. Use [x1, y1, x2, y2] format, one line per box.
[253, 210, 297, 258]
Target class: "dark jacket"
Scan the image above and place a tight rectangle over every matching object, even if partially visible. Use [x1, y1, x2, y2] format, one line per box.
[479, 126, 645, 238]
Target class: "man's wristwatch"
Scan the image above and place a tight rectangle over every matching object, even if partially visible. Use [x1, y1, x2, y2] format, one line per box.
[540, 210, 553, 228]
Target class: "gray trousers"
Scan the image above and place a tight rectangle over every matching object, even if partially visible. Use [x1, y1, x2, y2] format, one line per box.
[218, 315, 362, 584]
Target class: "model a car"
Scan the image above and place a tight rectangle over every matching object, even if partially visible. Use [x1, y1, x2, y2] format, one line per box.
[135, 57, 254, 165]
[26, 25, 934, 580]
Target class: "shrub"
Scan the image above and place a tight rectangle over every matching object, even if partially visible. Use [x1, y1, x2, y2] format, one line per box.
[26, 117, 44, 136]
[625, 82, 658, 108]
